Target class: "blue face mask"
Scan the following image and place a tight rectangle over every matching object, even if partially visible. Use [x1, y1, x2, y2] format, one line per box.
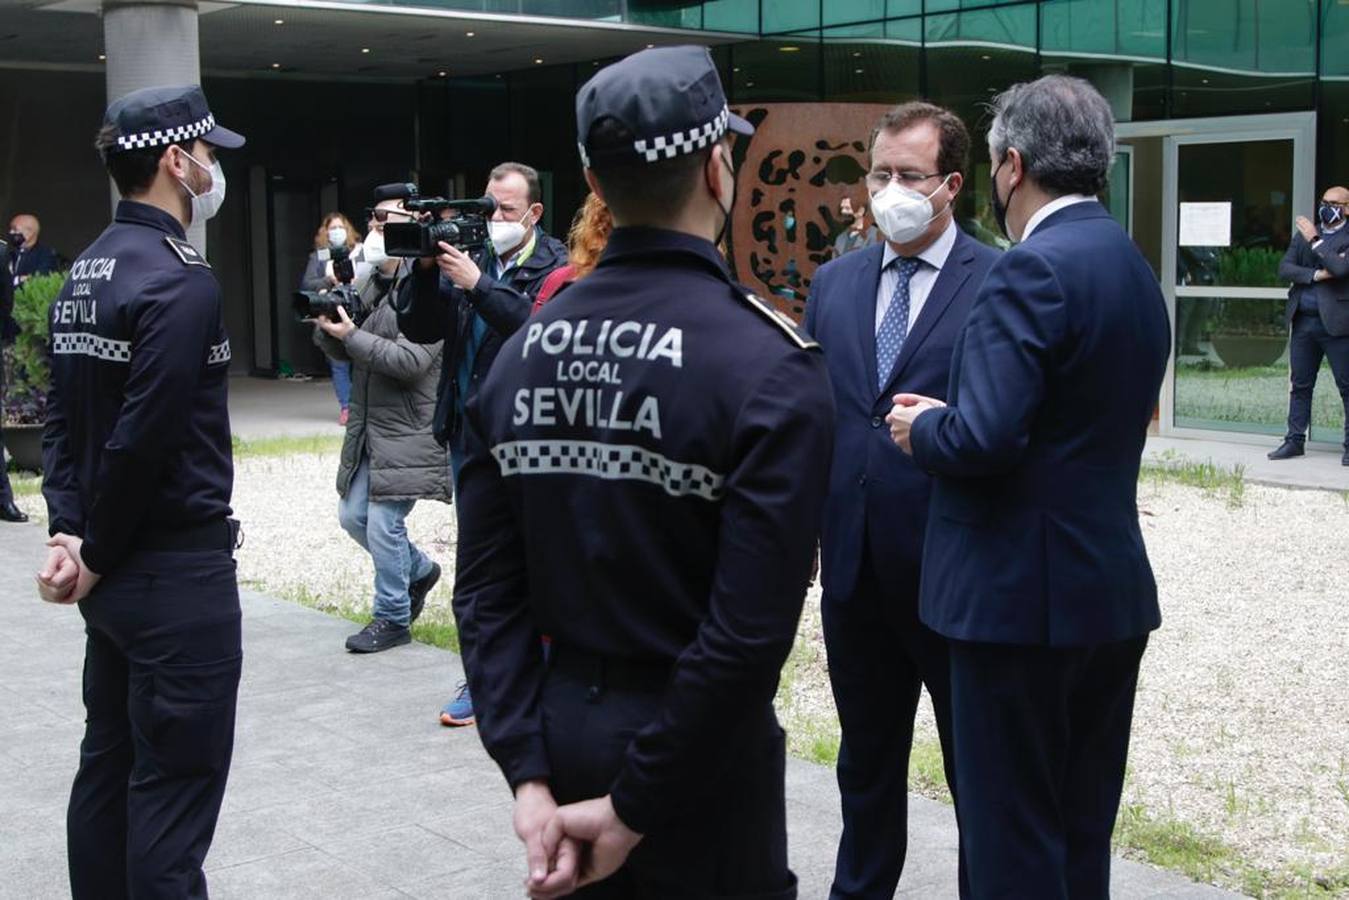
[1318, 203, 1344, 228]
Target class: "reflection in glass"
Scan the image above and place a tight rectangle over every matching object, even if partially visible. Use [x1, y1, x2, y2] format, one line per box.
[822, 20, 921, 103]
[1175, 140, 1294, 287]
[1173, 296, 1302, 437]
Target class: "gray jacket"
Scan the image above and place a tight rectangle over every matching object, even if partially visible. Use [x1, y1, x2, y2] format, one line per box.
[313, 270, 451, 503]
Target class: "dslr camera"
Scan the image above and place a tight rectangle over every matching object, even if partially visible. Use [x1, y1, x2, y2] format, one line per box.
[293, 242, 368, 324]
[382, 184, 497, 258]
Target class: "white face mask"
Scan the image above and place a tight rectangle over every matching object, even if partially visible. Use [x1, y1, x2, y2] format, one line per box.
[489, 216, 530, 257]
[362, 229, 387, 266]
[871, 174, 952, 244]
[177, 150, 226, 223]
[327, 225, 348, 248]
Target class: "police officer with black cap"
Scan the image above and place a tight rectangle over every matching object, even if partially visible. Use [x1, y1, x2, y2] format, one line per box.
[35, 84, 245, 900]
[453, 45, 835, 898]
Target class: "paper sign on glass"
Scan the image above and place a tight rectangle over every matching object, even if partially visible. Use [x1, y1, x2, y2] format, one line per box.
[1178, 202, 1231, 247]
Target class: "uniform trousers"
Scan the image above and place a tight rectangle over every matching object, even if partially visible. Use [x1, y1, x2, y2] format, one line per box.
[68, 548, 242, 900]
[541, 650, 797, 899]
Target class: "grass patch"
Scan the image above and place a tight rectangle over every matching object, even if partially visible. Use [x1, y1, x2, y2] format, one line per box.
[908, 738, 953, 805]
[231, 433, 344, 459]
[1141, 451, 1246, 507]
[9, 473, 42, 497]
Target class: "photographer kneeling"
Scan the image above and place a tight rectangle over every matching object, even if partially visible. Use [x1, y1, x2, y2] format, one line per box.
[312, 187, 451, 653]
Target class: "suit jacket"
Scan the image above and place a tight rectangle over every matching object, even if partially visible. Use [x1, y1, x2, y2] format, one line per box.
[1278, 227, 1349, 337]
[910, 201, 1171, 647]
[804, 227, 998, 603]
[13, 243, 59, 281]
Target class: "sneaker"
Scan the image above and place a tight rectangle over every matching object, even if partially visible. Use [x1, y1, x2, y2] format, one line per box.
[345, 618, 410, 653]
[338, 408, 350, 427]
[1267, 440, 1305, 461]
[440, 682, 475, 727]
[409, 562, 441, 625]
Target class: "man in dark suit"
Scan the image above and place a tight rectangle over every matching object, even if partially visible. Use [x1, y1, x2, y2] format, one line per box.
[8, 214, 60, 285]
[803, 101, 998, 899]
[887, 75, 1171, 898]
[1269, 186, 1349, 465]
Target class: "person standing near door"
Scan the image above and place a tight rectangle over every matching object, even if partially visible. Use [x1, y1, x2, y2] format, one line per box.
[1269, 186, 1349, 466]
[803, 101, 997, 899]
[0, 233, 27, 523]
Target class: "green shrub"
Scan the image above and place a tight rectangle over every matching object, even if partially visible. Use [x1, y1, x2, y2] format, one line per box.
[3, 271, 66, 424]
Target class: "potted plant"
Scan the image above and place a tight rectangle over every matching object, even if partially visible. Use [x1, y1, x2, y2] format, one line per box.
[3, 271, 66, 473]
[1208, 248, 1287, 368]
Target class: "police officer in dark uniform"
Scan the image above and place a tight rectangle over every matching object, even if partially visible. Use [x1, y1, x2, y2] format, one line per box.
[453, 46, 836, 898]
[35, 85, 245, 900]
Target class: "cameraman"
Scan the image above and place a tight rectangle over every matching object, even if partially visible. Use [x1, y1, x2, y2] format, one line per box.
[312, 190, 451, 654]
[394, 161, 566, 726]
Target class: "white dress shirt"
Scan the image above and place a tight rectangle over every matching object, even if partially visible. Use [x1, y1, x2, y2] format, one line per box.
[876, 218, 959, 336]
[1021, 194, 1096, 241]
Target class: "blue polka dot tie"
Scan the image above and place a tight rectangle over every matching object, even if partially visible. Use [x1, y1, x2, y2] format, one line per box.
[877, 256, 921, 392]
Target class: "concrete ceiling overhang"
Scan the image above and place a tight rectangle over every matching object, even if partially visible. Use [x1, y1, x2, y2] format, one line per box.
[0, 0, 742, 81]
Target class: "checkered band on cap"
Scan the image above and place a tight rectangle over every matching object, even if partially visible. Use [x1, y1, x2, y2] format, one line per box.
[115, 113, 216, 151]
[633, 105, 730, 163]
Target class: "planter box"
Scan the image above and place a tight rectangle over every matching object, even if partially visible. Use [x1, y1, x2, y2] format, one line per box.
[3, 422, 43, 473]
[1211, 333, 1286, 370]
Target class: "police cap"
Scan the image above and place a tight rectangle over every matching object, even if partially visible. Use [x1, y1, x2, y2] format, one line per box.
[102, 84, 245, 155]
[576, 45, 752, 170]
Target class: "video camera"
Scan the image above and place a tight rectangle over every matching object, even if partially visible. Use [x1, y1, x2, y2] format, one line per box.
[293, 239, 368, 325]
[382, 184, 496, 258]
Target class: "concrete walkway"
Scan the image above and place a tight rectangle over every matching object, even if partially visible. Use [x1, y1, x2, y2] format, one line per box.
[0, 524, 1237, 898]
[1145, 434, 1347, 492]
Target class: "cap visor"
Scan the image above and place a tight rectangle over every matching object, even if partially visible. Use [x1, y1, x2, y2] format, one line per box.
[727, 112, 754, 136]
[202, 124, 245, 149]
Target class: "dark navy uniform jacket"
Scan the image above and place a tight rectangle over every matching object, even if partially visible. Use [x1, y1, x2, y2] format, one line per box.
[453, 227, 835, 835]
[43, 200, 233, 576]
[910, 201, 1170, 647]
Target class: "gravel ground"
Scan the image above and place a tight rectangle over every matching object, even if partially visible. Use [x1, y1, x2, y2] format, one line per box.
[12, 454, 1347, 886]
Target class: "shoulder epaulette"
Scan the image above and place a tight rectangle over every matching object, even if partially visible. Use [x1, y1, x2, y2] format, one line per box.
[738, 290, 819, 350]
[164, 235, 211, 269]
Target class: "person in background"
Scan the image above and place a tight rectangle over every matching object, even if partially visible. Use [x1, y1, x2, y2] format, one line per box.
[1269, 186, 1349, 466]
[833, 196, 879, 258]
[301, 212, 365, 426]
[312, 187, 449, 653]
[8, 214, 61, 285]
[532, 192, 614, 311]
[0, 233, 26, 523]
[393, 161, 568, 728]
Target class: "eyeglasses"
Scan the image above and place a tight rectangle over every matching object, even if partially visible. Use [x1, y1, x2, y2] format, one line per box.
[865, 169, 945, 192]
[365, 207, 414, 223]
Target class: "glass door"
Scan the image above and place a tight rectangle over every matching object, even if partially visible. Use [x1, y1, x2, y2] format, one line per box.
[1154, 114, 1320, 443]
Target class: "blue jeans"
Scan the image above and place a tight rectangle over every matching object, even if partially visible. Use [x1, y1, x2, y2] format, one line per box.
[329, 360, 352, 410]
[338, 458, 434, 627]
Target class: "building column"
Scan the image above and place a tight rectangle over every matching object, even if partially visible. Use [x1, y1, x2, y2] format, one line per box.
[102, 0, 205, 250]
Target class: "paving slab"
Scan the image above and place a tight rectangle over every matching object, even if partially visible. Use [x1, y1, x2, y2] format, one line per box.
[0, 522, 1240, 898]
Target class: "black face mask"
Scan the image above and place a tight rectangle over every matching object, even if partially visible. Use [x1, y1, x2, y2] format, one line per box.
[990, 155, 1019, 240]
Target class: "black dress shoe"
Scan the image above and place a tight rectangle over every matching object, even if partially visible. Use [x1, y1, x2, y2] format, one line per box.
[1267, 440, 1305, 461]
[0, 500, 28, 523]
[408, 562, 441, 625]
